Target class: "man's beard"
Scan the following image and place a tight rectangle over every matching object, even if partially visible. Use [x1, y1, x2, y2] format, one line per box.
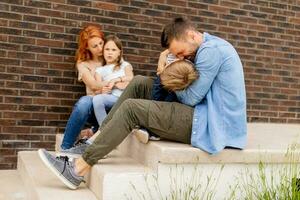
[184, 53, 196, 62]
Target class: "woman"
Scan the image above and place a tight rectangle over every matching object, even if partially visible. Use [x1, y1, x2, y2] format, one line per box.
[60, 24, 106, 151]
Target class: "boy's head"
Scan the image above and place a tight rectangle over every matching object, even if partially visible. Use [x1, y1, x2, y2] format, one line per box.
[160, 60, 198, 91]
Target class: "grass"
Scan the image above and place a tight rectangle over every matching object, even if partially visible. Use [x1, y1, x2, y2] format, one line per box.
[230, 145, 300, 200]
[126, 164, 224, 200]
[126, 145, 300, 200]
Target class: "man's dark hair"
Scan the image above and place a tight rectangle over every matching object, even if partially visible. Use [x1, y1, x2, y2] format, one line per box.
[161, 17, 195, 48]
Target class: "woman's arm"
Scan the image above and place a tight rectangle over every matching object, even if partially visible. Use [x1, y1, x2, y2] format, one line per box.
[95, 70, 112, 94]
[77, 62, 104, 92]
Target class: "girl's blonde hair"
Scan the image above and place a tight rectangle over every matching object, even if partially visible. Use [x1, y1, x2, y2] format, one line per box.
[160, 60, 198, 91]
[75, 24, 104, 63]
[104, 35, 123, 71]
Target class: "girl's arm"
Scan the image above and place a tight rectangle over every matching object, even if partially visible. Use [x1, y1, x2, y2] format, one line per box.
[77, 62, 104, 92]
[114, 64, 134, 89]
[95, 71, 111, 94]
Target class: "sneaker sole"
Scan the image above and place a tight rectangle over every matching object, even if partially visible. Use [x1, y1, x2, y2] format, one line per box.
[38, 149, 77, 190]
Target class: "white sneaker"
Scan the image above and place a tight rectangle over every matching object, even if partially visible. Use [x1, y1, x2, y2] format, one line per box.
[132, 129, 149, 144]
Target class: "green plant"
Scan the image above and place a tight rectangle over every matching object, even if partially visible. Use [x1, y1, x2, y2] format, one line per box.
[230, 145, 300, 200]
[126, 164, 224, 200]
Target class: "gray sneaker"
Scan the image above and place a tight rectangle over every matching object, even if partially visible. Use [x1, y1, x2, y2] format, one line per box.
[59, 139, 90, 158]
[38, 149, 84, 189]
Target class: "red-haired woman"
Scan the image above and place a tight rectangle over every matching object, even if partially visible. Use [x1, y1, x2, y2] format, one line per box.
[60, 24, 105, 151]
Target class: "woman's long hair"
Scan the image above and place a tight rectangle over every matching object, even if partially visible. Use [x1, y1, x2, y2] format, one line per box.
[75, 24, 104, 63]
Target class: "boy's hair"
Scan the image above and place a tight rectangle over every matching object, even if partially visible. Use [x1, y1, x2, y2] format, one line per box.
[161, 17, 196, 48]
[160, 60, 198, 91]
[104, 35, 123, 71]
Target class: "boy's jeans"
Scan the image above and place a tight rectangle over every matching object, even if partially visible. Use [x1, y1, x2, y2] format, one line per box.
[61, 95, 99, 149]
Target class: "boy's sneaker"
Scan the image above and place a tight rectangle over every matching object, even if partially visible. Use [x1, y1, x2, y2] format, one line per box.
[38, 149, 84, 190]
[132, 129, 149, 144]
[149, 135, 161, 141]
[59, 138, 90, 158]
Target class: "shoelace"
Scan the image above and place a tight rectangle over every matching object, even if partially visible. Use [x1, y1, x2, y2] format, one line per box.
[56, 156, 70, 174]
[56, 155, 86, 183]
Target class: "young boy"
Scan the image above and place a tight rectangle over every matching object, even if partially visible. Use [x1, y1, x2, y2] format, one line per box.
[133, 58, 198, 144]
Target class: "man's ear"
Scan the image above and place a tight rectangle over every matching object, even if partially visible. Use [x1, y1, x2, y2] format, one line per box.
[186, 30, 195, 40]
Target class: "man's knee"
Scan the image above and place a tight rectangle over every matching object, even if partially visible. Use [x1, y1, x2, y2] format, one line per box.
[118, 98, 142, 115]
[128, 75, 150, 87]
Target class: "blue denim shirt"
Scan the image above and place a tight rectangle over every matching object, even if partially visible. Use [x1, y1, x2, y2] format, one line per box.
[176, 33, 247, 154]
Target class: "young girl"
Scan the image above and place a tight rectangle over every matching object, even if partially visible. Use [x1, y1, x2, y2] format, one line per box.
[60, 35, 134, 157]
[93, 35, 134, 126]
[60, 24, 106, 151]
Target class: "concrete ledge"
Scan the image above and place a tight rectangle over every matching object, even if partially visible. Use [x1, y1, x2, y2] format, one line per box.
[56, 123, 300, 169]
[118, 123, 300, 167]
[18, 151, 97, 200]
[87, 150, 154, 200]
[0, 170, 27, 200]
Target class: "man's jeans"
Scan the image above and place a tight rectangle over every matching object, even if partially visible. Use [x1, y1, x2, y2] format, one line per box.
[61, 95, 99, 149]
[82, 76, 194, 166]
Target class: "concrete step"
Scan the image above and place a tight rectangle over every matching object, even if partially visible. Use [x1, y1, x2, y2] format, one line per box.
[86, 150, 154, 200]
[56, 123, 300, 171]
[0, 170, 27, 200]
[17, 151, 97, 200]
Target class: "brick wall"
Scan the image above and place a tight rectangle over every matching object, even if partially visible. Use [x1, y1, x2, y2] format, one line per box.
[0, 0, 299, 169]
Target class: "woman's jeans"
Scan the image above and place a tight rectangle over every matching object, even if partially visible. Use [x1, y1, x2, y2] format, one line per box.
[93, 94, 118, 126]
[61, 95, 99, 150]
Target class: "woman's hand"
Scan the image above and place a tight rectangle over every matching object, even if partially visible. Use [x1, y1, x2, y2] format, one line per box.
[102, 81, 114, 94]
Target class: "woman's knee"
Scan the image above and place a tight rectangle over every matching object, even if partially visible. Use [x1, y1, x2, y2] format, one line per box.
[74, 96, 93, 111]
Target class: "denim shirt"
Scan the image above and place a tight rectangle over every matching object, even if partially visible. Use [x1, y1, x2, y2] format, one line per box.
[176, 33, 247, 154]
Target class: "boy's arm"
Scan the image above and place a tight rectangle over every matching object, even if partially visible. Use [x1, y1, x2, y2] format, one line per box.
[151, 76, 167, 101]
[156, 49, 170, 75]
[175, 47, 221, 106]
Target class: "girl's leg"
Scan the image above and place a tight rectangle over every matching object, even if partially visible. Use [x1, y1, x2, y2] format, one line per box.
[82, 99, 193, 166]
[92, 94, 118, 126]
[61, 96, 94, 149]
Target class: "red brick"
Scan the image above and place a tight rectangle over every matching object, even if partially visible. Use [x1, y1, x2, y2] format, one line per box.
[93, 2, 117, 11]
[0, 0, 299, 170]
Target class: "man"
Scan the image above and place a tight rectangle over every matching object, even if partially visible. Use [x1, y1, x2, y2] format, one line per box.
[38, 17, 247, 189]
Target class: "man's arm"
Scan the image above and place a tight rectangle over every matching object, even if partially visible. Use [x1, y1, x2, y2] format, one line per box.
[176, 47, 221, 106]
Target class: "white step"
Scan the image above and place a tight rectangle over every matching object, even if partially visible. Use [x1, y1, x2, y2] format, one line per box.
[56, 123, 300, 171]
[0, 170, 27, 200]
[118, 123, 300, 168]
[17, 151, 97, 200]
[86, 150, 154, 200]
